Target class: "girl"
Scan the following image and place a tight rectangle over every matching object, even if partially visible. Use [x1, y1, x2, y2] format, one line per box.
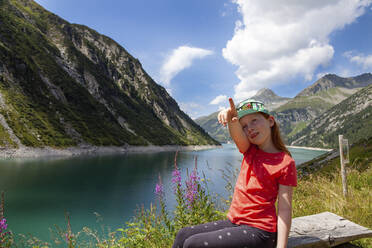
[172, 98, 297, 248]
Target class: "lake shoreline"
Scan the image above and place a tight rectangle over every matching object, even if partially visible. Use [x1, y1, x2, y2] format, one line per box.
[222, 143, 334, 152]
[287, 145, 333, 152]
[0, 144, 333, 159]
[0, 144, 222, 159]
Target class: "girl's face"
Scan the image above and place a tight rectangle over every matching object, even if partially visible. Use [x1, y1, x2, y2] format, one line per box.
[239, 113, 275, 147]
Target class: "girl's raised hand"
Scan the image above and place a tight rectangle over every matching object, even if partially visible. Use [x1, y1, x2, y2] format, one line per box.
[218, 98, 238, 127]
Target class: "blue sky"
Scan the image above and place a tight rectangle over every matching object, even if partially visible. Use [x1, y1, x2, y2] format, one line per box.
[34, 0, 372, 118]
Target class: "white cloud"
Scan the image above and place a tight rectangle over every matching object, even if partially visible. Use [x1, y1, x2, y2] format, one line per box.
[345, 51, 372, 69]
[210, 95, 228, 105]
[218, 106, 227, 111]
[160, 46, 213, 86]
[223, 0, 372, 101]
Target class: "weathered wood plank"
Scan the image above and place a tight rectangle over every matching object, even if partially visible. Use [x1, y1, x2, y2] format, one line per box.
[288, 212, 372, 248]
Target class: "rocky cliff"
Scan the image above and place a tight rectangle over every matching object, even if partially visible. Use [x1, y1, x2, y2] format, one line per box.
[297, 73, 372, 97]
[289, 84, 372, 148]
[0, 0, 219, 148]
[272, 73, 372, 139]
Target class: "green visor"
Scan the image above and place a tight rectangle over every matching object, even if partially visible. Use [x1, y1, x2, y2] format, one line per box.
[236, 99, 270, 119]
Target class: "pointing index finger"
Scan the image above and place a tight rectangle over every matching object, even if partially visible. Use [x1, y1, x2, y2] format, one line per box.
[229, 98, 236, 110]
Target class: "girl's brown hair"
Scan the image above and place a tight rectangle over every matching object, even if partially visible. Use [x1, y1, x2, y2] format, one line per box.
[260, 113, 292, 157]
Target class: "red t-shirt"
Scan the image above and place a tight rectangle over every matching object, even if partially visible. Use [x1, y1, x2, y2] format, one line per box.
[227, 145, 297, 232]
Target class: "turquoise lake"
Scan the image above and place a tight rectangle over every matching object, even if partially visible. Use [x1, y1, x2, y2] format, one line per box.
[0, 144, 326, 242]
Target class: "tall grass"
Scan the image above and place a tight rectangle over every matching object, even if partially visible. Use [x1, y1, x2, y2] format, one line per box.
[293, 137, 372, 247]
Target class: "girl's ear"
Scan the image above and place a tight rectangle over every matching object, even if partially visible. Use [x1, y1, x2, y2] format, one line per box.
[268, 115, 275, 127]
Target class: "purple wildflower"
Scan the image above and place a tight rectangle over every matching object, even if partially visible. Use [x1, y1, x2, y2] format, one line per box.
[0, 218, 11, 243]
[65, 232, 75, 243]
[171, 168, 181, 188]
[0, 218, 7, 233]
[155, 183, 163, 196]
[65, 233, 69, 242]
[185, 168, 200, 207]
[172, 151, 181, 188]
[155, 174, 164, 197]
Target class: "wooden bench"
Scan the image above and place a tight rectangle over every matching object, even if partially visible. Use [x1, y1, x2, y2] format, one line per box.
[288, 212, 372, 247]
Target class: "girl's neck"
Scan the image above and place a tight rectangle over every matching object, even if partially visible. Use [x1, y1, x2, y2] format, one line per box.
[258, 139, 280, 154]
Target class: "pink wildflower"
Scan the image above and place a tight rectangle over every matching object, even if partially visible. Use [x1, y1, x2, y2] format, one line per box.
[155, 174, 164, 196]
[0, 218, 7, 233]
[172, 168, 181, 188]
[185, 168, 199, 207]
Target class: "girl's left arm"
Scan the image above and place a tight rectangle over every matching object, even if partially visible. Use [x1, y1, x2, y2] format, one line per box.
[276, 184, 293, 248]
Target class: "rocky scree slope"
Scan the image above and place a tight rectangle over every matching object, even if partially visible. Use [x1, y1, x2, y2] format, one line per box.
[0, 0, 219, 148]
[272, 73, 372, 139]
[289, 83, 372, 148]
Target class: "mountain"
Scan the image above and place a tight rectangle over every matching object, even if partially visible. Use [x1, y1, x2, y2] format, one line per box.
[252, 88, 290, 110]
[297, 73, 372, 97]
[272, 73, 372, 139]
[193, 111, 229, 143]
[195, 89, 289, 143]
[0, 0, 219, 148]
[289, 83, 372, 148]
[196, 73, 372, 144]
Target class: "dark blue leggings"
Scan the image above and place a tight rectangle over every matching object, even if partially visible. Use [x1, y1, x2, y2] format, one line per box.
[172, 219, 277, 248]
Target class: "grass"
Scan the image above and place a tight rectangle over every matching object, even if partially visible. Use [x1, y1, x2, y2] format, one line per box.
[273, 95, 333, 113]
[294, 137, 372, 247]
[287, 121, 308, 138]
[0, 123, 17, 148]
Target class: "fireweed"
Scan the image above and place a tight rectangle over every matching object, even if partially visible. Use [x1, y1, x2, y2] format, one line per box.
[165, 155, 222, 232]
[155, 182, 164, 197]
[115, 153, 224, 248]
[171, 167, 181, 190]
[171, 151, 182, 191]
[155, 174, 173, 234]
[185, 156, 200, 208]
[0, 218, 13, 247]
[185, 167, 200, 207]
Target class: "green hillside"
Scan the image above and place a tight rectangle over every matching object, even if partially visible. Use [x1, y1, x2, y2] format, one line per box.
[195, 111, 231, 143]
[0, 0, 219, 148]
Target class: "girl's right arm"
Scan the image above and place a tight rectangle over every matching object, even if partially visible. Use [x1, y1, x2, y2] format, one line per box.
[218, 98, 250, 153]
